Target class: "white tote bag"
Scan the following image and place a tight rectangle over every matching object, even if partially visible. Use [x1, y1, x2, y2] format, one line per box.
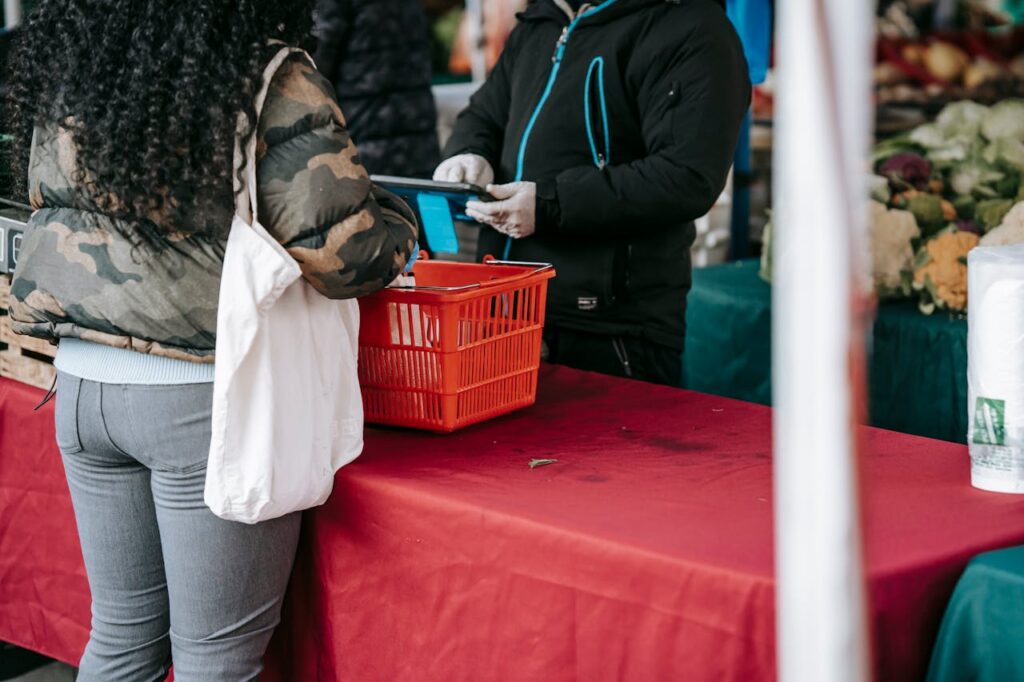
[205, 46, 363, 524]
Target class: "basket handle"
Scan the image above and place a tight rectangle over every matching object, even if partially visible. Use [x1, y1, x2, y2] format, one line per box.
[388, 257, 553, 292]
[388, 282, 482, 292]
[480, 257, 555, 286]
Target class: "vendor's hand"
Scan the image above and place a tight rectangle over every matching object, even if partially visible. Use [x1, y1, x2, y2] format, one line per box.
[433, 154, 495, 187]
[465, 182, 537, 240]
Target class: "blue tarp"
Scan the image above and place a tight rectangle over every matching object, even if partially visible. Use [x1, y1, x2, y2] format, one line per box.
[727, 0, 772, 85]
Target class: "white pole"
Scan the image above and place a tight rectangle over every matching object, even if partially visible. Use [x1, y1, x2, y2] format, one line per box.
[4, 0, 21, 29]
[465, 0, 487, 83]
[773, 0, 874, 680]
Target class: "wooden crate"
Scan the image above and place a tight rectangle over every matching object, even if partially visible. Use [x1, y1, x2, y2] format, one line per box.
[0, 274, 58, 390]
[1, 351, 57, 390]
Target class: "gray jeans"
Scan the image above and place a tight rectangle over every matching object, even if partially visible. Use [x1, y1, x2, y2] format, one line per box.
[55, 373, 301, 682]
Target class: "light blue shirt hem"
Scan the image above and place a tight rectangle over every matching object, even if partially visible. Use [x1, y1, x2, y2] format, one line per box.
[55, 338, 215, 385]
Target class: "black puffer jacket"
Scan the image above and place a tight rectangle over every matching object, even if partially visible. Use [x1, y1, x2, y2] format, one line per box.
[445, 0, 749, 350]
[313, 0, 441, 177]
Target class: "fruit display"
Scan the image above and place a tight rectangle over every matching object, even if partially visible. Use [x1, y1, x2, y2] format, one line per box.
[876, 29, 1024, 108]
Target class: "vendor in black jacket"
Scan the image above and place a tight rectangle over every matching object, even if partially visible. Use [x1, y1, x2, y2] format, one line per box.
[437, 0, 750, 386]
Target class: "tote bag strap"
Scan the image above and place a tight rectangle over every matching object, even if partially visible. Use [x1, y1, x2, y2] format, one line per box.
[234, 44, 315, 225]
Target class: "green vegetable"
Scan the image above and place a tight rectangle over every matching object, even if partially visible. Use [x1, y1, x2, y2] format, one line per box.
[936, 100, 990, 137]
[949, 159, 1005, 197]
[529, 458, 558, 469]
[872, 135, 926, 168]
[981, 203, 1024, 247]
[995, 165, 1022, 199]
[981, 99, 1024, 142]
[907, 194, 948, 235]
[954, 195, 977, 219]
[983, 137, 1024, 170]
[926, 138, 976, 167]
[910, 124, 947, 149]
[975, 198, 1015, 231]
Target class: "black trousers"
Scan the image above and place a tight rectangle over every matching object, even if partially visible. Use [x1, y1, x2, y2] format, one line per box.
[542, 326, 682, 388]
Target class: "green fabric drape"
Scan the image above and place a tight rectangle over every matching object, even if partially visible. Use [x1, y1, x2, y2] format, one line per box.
[927, 545, 1024, 682]
[684, 260, 968, 443]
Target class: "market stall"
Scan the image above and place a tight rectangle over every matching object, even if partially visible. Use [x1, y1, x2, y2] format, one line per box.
[6, 2, 1024, 679]
[4, 369, 1024, 681]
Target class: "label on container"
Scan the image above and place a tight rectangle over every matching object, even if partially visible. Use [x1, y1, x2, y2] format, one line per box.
[973, 397, 1007, 446]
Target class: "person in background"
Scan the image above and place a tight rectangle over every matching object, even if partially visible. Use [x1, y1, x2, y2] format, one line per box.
[313, 0, 441, 178]
[6, 1, 417, 679]
[436, 0, 750, 387]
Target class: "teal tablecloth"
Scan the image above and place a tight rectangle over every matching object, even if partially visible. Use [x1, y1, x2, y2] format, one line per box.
[684, 260, 969, 443]
[927, 545, 1024, 682]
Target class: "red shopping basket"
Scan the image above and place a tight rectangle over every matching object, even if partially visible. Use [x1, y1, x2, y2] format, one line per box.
[358, 256, 556, 432]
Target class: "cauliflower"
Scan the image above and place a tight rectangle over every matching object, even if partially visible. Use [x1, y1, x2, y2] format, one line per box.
[980, 202, 1024, 247]
[870, 201, 920, 298]
[913, 230, 980, 313]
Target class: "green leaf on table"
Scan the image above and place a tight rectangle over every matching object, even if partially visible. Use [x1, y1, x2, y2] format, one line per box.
[529, 459, 559, 469]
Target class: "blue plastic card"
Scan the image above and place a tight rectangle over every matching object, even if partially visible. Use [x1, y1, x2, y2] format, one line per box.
[416, 193, 459, 254]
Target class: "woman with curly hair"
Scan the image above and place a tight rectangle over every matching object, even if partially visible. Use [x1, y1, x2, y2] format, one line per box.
[5, 1, 418, 679]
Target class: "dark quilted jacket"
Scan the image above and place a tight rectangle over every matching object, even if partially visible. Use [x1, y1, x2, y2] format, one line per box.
[445, 0, 747, 349]
[313, 0, 441, 177]
[9, 50, 419, 362]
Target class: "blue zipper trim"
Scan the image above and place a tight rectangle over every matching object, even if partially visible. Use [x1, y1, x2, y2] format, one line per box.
[504, 0, 620, 259]
[598, 60, 610, 165]
[513, 0, 620, 182]
[584, 56, 611, 168]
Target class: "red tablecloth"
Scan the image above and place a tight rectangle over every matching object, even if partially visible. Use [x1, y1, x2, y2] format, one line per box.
[4, 369, 1024, 681]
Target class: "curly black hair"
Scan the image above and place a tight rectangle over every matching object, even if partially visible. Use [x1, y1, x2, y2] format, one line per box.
[5, 0, 315, 237]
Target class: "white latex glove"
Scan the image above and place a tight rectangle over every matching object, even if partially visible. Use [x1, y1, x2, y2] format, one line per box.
[433, 153, 495, 187]
[465, 182, 537, 240]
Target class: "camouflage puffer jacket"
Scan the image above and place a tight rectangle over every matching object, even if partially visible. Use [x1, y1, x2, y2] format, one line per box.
[9, 52, 418, 362]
